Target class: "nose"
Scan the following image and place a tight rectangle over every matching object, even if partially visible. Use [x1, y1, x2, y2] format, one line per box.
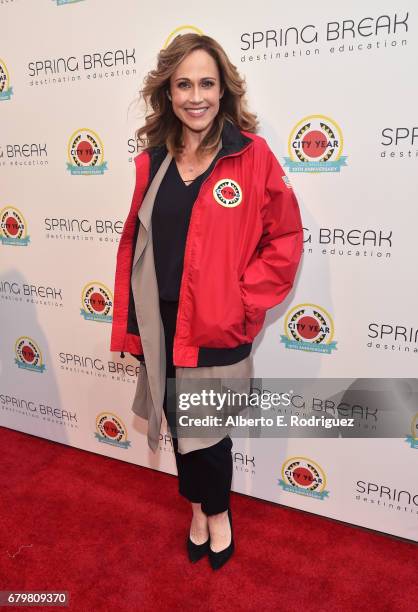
[189, 84, 204, 104]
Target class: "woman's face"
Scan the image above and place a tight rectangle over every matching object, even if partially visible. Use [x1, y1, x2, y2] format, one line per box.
[169, 48, 224, 137]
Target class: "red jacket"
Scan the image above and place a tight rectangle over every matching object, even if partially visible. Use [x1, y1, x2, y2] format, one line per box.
[110, 120, 303, 367]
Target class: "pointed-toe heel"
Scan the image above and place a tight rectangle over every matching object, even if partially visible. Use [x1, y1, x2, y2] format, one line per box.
[187, 535, 210, 563]
[208, 507, 234, 570]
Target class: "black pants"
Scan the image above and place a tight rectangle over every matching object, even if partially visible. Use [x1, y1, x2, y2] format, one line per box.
[160, 298, 233, 516]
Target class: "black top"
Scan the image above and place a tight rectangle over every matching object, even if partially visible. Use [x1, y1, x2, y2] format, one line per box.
[152, 157, 207, 301]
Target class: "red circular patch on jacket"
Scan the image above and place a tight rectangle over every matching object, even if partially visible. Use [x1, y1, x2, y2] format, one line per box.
[213, 179, 242, 207]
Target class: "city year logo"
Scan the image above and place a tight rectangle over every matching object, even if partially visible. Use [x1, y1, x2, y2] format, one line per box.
[405, 413, 418, 449]
[163, 25, 204, 48]
[284, 115, 348, 173]
[281, 303, 337, 354]
[15, 337, 46, 373]
[0, 207, 30, 246]
[0, 59, 13, 101]
[67, 128, 108, 175]
[94, 412, 131, 449]
[278, 456, 329, 500]
[213, 179, 242, 208]
[80, 282, 113, 322]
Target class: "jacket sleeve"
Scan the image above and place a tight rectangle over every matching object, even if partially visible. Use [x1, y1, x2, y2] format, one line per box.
[110, 152, 149, 355]
[239, 146, 303, 323]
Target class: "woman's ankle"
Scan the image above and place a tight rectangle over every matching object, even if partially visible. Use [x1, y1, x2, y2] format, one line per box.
[191, 502, 206, 517]
[207, 509, 228, 523]
[190, 503, 209, 544]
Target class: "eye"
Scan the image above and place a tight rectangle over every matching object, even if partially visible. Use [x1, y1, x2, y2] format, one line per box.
[177, 81, 190, 89]
[202, 80, 215, 88]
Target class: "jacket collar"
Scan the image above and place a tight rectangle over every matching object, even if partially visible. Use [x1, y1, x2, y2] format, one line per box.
[146, 118, 253, 183]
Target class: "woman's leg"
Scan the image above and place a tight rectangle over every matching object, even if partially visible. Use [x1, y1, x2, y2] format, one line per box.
[163, 390, 209, 544]
[170, 425, 233, 550]
[159, 299, 245, 551]
[186, 435, 233, 552]
[192, 436, 233, 516]
[170, 433, 232, 511]
[166, 412, 233, 549]
[160, 298, 209, 545]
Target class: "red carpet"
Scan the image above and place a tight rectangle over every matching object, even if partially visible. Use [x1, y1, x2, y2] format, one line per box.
[1, 426, 417, 612]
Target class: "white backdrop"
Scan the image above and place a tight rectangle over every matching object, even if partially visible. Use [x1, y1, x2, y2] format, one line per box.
[1, 0, 417, 542]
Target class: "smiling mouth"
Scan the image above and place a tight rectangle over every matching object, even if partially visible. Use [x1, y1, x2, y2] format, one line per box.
[184, 108, 209, 116]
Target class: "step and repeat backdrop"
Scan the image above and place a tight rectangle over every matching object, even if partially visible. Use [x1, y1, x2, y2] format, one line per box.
[1, 1, 417, 542]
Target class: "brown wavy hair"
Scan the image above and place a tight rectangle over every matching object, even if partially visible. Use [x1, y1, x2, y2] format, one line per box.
[135, 33, 258, 158]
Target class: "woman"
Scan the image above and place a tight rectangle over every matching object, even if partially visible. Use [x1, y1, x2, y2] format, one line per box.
[111, 33, 303, 570]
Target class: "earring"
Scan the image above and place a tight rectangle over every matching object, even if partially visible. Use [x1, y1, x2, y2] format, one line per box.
[166, 90, 172, 101]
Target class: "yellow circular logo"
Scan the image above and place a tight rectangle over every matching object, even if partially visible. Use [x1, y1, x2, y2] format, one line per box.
[163, 25, 204, 49]
[213, 179, 242, 208]
[80, 281, 113, 322]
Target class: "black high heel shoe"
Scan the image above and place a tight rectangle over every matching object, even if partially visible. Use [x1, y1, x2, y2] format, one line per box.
[187, 534, 210, 563]
[208, 507, 234, 570]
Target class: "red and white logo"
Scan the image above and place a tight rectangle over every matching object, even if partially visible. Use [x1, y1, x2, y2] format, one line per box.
[213, 179, 242, 208]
